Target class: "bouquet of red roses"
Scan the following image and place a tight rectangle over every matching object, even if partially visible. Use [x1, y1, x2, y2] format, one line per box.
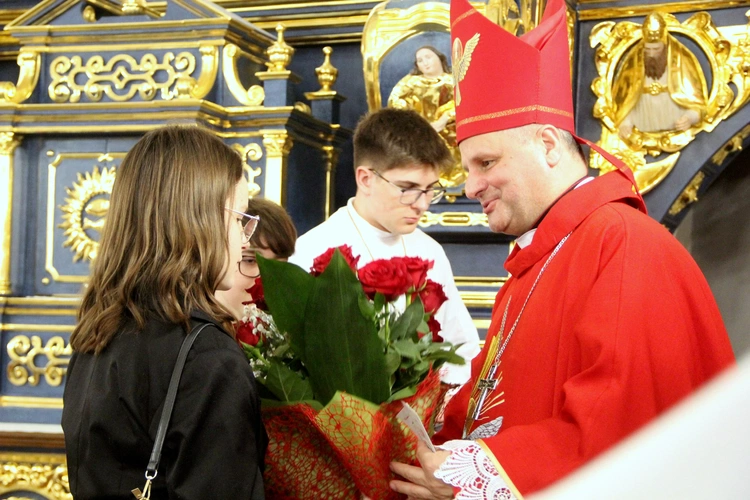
[237, 245, 463, 499]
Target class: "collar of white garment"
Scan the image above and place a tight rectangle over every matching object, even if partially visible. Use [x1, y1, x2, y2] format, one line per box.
[346, 198, 403, 244]
[515, 177, 594, 249]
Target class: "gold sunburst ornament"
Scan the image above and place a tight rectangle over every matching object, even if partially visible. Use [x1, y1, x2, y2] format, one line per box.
[59, 166, 117, 262]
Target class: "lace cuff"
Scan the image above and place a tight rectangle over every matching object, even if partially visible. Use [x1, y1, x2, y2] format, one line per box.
[434, 440, 519, 500]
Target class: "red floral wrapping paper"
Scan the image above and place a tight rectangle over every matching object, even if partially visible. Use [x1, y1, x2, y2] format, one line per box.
[263, 371, 445, 499]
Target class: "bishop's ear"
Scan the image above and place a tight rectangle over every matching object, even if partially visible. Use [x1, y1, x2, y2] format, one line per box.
[538, 125, 563, 168]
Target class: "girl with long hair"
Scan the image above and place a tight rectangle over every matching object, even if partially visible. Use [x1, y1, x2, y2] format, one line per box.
[62, 126, 267, 499]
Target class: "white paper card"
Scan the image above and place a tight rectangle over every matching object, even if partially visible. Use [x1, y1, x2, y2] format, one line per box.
[396, 402, 436, 452]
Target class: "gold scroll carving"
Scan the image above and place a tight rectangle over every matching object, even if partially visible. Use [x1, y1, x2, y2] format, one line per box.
[0, 51, 40, 104]
[419, 211, 489, 228]
[223, 44, 265, 106]
[48, 47, 218, 103]
[232, 143, 263, 198]
[6, 335, 72, 387]
[0, 453, 71, 500]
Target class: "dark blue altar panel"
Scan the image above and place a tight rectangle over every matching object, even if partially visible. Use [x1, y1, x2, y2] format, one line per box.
[31, 137, 138, 297]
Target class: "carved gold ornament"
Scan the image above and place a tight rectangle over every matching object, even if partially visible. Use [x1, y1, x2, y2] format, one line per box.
[6, 335, 71, 387]
[419, 211, 488, 228]
[712, 123, 750, 165]
[261, 132, 294, 204]
[223, 44, 265, 106]
[59, 166, 117, 262]
[82, 5, 97, 22]
[0, 454, 71, 500]
[48, 47, 218, 103]
[486, 0, 551, 35]
[266, 24, 295, 72]
[589, 11, 740, 193]
[122, 0, 148, 15]
[232, 143, 263, 198]
[315, 46, 338, 92]
[0, 51, 41, 104]
[668, 171, 705, 216]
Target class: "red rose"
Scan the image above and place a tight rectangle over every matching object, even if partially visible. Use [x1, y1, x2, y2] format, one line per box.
[392, 256, 433, 291]
[246, 277, 267, 311]
[310, 245, 360, 276]
[358, 258, 412, 302]
[427, 316, 443, 343]
[417, 279, 448, 314]
[236, 320, 261, 346]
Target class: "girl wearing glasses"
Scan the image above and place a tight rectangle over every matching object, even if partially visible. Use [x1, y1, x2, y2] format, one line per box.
[217, 198, 297, 321]
[62, 126, 267, 499]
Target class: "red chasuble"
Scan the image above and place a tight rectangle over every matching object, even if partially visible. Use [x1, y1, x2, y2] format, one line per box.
[435, 169, 735, 495]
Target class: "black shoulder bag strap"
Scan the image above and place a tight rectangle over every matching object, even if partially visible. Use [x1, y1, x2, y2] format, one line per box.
[132, 322, 212, 500]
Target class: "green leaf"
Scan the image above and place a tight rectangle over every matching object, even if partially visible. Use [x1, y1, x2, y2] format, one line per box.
[263, 360, 315, 402]
[257, 255, 316, 359]
[374, 292, 385, 312]
[384, 347, 401, 376]
[412, 359, 429, 373]
[389, 298, 424, 342]
[387, 385, 418, 402]
[358, 293, 375, 320]
[392, 339, 422, 360]
[425, 349, 466, 365]
[302, 251, 391, 405]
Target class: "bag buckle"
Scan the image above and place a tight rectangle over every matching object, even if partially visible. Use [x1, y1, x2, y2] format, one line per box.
[132, 470, 157, 499]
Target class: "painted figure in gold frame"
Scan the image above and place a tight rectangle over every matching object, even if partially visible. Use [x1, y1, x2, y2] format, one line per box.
[615, 12, 708, 140]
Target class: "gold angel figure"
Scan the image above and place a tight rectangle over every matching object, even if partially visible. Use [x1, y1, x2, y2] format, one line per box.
[388, 46, 466, 188]
[615, 12, 708, 139]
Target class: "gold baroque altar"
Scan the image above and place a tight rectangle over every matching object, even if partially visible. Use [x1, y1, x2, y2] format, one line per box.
[1, 1, 750, 498]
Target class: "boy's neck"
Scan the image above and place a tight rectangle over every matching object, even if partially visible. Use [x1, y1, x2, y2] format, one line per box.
[351, 195, 387, 233]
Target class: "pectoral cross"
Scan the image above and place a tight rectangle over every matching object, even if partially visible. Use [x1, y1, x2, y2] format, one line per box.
[472, 364, 499, 421]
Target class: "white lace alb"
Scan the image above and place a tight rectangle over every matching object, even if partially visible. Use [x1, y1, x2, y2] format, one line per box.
[434, 440, 518, 500]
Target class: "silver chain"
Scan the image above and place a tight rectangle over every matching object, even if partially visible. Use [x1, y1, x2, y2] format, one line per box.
[492, 232, 572, 365]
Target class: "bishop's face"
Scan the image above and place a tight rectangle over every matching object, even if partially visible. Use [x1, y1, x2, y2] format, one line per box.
[644, 41, 667, 79]
[461, 128, 550, 237]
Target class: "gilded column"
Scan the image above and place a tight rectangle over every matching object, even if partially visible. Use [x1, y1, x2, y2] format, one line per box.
[322, 146, 339, 219]
[0, 132, 21, 295]
[261, 132, 294, 205]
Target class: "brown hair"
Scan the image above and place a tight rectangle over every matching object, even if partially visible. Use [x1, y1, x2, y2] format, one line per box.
[71, 126, 243, 353]
[353, 108, 452, 173]
[410, 46, 451, 75]
[247, 198, 297, 258]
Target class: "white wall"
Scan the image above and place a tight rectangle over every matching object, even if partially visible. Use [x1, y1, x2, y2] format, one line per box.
[674, 154, 750, 358]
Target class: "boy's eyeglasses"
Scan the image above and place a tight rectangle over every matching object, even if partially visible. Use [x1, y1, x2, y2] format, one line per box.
[224, 207, 260, 244]
[369, 168, 446, 205]
[238, 259, 261, 279]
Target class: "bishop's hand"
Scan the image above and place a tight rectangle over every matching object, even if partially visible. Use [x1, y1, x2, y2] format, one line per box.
[390, 440, 454, 499]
